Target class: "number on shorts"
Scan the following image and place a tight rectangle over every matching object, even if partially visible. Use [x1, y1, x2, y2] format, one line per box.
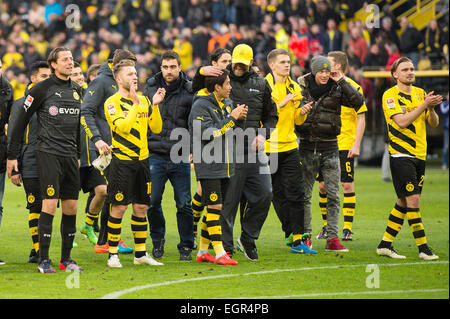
[418, 175, 424, 187]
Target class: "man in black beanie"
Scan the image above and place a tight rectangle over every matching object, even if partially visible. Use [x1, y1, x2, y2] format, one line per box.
[296, 55, 364, 252]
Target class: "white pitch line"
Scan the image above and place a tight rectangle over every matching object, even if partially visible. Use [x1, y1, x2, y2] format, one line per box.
[235, 288, 449, 299]
[100, 260, 449, 299]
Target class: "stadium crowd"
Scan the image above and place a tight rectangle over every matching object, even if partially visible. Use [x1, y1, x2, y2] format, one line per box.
[1, 0, 449, 93]
[0, 0, 448, 269]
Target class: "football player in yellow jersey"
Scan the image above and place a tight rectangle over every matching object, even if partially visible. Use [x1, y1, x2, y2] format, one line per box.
[264, 48, 316, 254]
[376, 57, 441, 260]
[315, 51, 367, 241]
[104, 59, 164, 268]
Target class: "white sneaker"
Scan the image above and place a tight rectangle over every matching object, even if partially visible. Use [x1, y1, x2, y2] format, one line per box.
[134, 253, 164, 266]
[419, 252, 439, 260]
[107, 254, 122, 268]
[376, 247, 406, 259]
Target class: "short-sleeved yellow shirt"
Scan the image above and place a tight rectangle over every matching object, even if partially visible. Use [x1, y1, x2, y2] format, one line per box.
[382, 85, 428, 160]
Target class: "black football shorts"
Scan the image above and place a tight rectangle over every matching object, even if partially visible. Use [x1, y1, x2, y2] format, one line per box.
[390, 156, 425, 198]
[35, 151, 80, 200]
[107, 157, 151, 206]
[199, 178, 229, 206]
[80, 165, 107, 193]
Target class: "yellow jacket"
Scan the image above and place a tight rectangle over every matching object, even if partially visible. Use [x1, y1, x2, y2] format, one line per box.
[264, 73, 306, 153]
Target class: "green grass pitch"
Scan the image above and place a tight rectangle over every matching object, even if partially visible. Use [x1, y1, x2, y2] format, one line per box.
[0, 167, 448, 300]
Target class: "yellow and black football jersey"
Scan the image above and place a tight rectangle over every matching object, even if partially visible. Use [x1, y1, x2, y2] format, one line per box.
[337, 77, 368, 151]
[264, 73, 306, 153]
[104, 92, 162, 161]
[382, 85, 428, 160]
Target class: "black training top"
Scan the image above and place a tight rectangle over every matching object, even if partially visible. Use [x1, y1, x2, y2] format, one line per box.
[7, 74, 82, 160]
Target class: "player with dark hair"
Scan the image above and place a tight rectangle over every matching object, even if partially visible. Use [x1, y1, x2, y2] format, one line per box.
[189, 69, 248, 265]
[7, 47, 83, 273]
[142, 50, 195, 261]
[9, 61, 51, 263]
[190, 47, 232, 249]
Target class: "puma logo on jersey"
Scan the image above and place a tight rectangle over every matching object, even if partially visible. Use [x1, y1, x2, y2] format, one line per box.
[55, 91, 63, 98]
[249, 88, 260, 93]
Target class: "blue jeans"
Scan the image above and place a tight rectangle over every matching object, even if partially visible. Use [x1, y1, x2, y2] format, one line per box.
[299, 149, 341, 239]
[147, 154, 194, 250]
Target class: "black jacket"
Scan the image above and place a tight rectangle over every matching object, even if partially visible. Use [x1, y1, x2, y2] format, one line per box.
[0, 75, 13, 173]
[296, 73, 364, 150]
[7, 74, 82, 160]
[143, 71, 193, 159]
[9, 84, 38, 179]
[226, 65, 278, 148]
[189, 93, 237, 179]
[80, 61, 117, 148]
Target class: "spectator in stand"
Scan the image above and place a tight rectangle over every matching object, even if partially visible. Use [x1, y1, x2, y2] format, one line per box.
[211, 0, 227, 31]
[289, 16, 309, 67]
[224, 23, 243, 51]
[308, 23, 324, 57]
[399, 17, 423, 68]
[43, 0, 63, 25]
[82, 6, 100, 34]
[274, 10, 289, 31]
[235, 0, 254, 27]
[186, 0, 207, 29]
[348, 26, 368, 65]
[173, 28, 194, 71]
[314, 0, 339, 27]
[341, 20, 355, 51]
[346, 44, 362, 69]
[386, 43, 401, 71]
[23, 44, 43, 70]
[364, 43, 388, 70]
[2, 43, 25, 70]
[380, 16, 400, 49]
[172, 0, 190, 29]
[322, 18, 343, 54]
[274, 23, 290, 50]
[192, 25, 211, 64]
[305, 0, 317, 25]
[28, 1, 46, 29]
[255, 22, 276, 59]
[424, 19, 448, 66]
[283, 0, 307, 18]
